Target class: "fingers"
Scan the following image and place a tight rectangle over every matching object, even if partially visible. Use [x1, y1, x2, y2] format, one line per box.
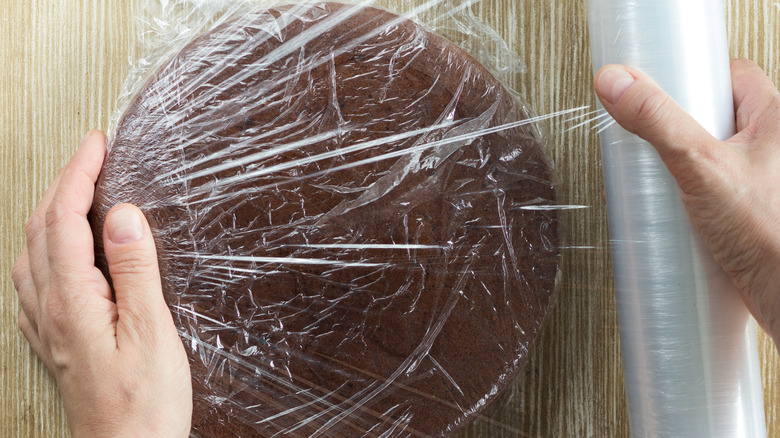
[731, 58, 780, 134]
[17, 130, 104, 346]
[594, 65, 718, 155]
[102, 204, 173, 346]
[12, 248, 39, 331]
[15, 251, 49, 368]
[25, 167, 66, 293]
[16, 130, 111, 367]
[18, 309, 47, 367]
[594, 64, 734, 187]
[45, 130, 107, 274]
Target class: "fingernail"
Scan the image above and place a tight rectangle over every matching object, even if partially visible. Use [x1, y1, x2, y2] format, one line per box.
[597, 66, 636, 104]
[81, 130, 93, 143]
[107, 209, 143, 244]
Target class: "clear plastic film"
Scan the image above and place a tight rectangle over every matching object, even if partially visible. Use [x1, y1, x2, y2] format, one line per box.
[588, 1, 766, 436]
[88, 1, 563, 436]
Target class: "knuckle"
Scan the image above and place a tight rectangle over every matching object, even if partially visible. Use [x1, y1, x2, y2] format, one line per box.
[109, 249, 158, 276]
[667, 138, 705, 163]
[25, 212, 46, 240]
[11, 261, 28, 290]
[766, 93, 780, 117]
[17, 310, 29, 333]
[42, 303, 69, 333]
[37, 293, 73, 337]
[37, 331, 69, 372]
[633, 89, 672, 131]
[44, 197, 69, 229]
[17, 309, 39, 338]
[122, 306, 160, 340]
[663, 141, 718, 187]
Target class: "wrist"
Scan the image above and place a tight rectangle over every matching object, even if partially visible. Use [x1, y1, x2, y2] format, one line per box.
[747, 254, 780, 345]
[67, 401, 191, 438]
[71, 421, 190, 438]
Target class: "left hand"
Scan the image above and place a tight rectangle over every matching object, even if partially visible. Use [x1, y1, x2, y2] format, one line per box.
[11, 130, 192, 437]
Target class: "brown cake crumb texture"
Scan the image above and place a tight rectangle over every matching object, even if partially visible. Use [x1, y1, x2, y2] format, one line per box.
[89, 3, 559, 437]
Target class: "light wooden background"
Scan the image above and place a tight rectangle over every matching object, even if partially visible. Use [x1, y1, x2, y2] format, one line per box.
[1, 1, 778, 437]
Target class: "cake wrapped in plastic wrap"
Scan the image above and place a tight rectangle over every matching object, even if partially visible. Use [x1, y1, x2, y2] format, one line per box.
[88, 1, 560, 436]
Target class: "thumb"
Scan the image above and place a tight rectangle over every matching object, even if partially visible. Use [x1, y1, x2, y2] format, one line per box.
[103, 203, 173, 345]
[594, 65, 726, 176]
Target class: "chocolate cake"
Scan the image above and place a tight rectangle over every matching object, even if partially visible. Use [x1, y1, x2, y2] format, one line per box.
[89, 3, 559, 437]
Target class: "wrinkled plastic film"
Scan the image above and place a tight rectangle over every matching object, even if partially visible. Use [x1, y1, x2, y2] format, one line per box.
[588, 1, 766, 436]
[90, 1, 562, 437]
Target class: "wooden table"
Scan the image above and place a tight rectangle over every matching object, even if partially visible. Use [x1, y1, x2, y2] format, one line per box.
[1, 1, 777, 436]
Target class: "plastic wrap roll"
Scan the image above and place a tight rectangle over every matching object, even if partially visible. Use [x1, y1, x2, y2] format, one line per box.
[588, 1, 766, 436]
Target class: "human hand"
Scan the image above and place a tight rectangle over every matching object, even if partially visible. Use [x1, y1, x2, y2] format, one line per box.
[594, 59, 780, 344]
[11, 131, 192, 437]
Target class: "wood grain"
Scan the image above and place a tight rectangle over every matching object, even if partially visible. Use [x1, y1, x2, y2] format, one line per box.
[1, 1, 777, 437]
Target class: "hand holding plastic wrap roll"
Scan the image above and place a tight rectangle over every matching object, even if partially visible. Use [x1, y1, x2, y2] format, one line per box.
[86, 1, 560, 436]
[589, 0, 775, 436]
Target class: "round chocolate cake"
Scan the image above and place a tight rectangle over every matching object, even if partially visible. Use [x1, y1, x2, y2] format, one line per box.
[89, 3, 559, 437]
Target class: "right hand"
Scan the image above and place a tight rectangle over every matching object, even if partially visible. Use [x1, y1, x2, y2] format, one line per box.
[593, 59, 780, 344]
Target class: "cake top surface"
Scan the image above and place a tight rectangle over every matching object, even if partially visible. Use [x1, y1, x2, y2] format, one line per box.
[90, 3, 559, 437]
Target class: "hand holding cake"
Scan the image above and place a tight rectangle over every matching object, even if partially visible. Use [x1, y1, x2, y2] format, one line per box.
[10, 131, 192, 438]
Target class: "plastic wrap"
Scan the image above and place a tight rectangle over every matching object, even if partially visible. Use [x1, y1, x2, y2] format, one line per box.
[588, 0, 766, 436]
[88, 1, 560, 436]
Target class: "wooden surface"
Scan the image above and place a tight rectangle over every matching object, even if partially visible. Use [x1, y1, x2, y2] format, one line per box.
[1, 1, 778, 436]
